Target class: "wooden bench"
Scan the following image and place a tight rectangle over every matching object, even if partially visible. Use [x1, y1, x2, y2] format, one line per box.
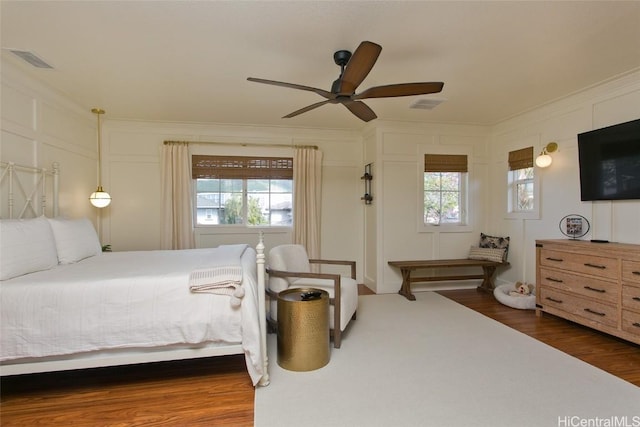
[388, 259, 509, 301]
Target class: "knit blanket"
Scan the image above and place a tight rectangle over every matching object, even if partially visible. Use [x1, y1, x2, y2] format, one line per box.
[189, 244, 248, 307]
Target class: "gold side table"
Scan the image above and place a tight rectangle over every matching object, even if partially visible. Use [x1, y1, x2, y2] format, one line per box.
[277, 288, 330, 371]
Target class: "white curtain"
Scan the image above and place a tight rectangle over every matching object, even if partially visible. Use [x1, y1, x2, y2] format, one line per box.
[293, 147, 323, 260]
[161, 141, 195, 249]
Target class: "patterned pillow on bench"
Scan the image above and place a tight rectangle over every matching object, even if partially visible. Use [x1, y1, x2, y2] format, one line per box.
[478, 233, 510, 262]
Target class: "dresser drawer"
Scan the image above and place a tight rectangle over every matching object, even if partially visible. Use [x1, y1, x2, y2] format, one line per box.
[622, 309, 640, 336]
[539, 249, 618, 279]
[540, 287, 618, 327]
[539, 268, 618, 304]
[622, 284, 640, 312]
[622, 260, 640, 285]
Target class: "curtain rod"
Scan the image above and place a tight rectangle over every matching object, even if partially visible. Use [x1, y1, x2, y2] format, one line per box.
[164, 140, 318, 150]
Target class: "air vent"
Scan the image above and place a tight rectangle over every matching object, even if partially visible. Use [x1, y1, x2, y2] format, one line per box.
[409, 98, 446, 110]
[7, 49, 53, 69]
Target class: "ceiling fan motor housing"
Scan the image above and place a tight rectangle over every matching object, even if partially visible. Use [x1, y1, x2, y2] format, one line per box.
[333, 50, 352, 66]
[331, 50, 352, 93]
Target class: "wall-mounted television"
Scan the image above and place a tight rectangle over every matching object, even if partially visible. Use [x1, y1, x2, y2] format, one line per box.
[578, 118, 640, 201]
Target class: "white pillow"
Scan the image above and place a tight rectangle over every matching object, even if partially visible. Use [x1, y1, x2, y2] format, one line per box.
[47, 217, 102, 264]
[0, 217, 59, 280]
[468, 246, 506, 263]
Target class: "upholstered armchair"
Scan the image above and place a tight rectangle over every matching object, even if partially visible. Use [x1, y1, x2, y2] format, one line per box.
[266, 244, 358, 348]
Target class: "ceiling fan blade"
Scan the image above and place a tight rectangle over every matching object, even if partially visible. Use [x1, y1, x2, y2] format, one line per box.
[339, 41, 382, 94]
[354, 82, 444, 100]
[283, 100, 332, 118]
[247, 77, 335, 100]
[343, 100, 377, 122]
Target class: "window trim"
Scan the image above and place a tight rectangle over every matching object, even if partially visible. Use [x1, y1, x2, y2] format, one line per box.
[423, 171, 467, 226]
[417, 145, 473, 233]
[193, 178, 294, 228]
[192, 155, 293, 228]
[509, 167, 534, 213]
[505, 146, 541, 220]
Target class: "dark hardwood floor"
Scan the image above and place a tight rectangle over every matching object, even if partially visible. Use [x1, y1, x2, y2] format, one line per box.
[1, 355, 254, 426]
[2, 288, 638, 426]
[438, 288, 640, 387]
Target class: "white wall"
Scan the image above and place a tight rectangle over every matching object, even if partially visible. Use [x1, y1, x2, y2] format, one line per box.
[1, 60, 365, 282]
[1, 61, 98, 226]
[362, 127, 378, 290]
[367, 70, 640, 293]
[368, 122, 493, 293]
[101, 119, 365, 280]
[489, 70, 640, 286]
[4, 58, 638, 293]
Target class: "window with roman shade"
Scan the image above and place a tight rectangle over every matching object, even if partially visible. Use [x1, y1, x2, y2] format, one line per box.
[192, 155, 293, 226]
[507, 147, 534, 212]
[423, 154, 468, 225]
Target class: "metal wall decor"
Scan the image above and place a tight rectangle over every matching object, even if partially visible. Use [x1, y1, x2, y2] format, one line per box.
[361, 163, 373, 204]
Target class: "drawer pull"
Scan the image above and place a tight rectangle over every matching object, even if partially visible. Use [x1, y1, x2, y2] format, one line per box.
[633, 271, 640, 276]
[584, 263, 606, 270]
[583, 286, 605, 293]
[545, 297, 563, 304]
[546, 277, 564, 283]
[633, 297, 640, 302]
[584, 308, 605, 317]
[633, 322, 640, 328]
[546, 257, 563, 262]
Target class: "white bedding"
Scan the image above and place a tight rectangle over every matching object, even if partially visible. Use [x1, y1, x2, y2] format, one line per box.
[0, 244, 264, 385]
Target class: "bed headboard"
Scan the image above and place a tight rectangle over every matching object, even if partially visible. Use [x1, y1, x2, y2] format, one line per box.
[0, 162, 59, 219]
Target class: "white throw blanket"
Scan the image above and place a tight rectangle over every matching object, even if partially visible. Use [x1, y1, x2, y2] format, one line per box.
[189, 265, 245, 307]
[188, 243, 249, 307]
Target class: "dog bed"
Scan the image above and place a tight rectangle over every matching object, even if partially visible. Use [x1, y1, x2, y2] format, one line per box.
[494, 283, 536, 310]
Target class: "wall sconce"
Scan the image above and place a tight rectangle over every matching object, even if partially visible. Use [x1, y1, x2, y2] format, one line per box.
[361, 163, 373, 204]
[535, 142, 558, 168]
[89, 108, 111, 208]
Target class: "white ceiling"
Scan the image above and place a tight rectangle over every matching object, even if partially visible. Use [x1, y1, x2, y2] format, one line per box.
[2, 1, 640, 131]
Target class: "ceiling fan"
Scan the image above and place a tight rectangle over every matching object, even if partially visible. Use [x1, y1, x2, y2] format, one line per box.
[247, 41, 444, 122]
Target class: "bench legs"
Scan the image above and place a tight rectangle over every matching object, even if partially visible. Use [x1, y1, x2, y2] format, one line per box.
[478, 265, 498, 293]
[397, 269, 416, 301]
[397, 265, 500, 300]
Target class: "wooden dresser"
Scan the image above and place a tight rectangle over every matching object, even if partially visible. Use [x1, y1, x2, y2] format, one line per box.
[536, 239, 640, 345]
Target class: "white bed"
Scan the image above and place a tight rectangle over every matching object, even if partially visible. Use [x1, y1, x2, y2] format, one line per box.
[0, 162, 269, 386]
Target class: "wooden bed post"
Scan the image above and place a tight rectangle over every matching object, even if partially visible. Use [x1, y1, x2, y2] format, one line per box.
[256, 231, 270, 386]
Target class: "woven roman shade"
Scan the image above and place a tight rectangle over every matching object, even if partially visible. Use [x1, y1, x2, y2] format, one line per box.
[508, 147, 533, 170]
[192, 155, 293, 179]
[424, 154, 468, 173]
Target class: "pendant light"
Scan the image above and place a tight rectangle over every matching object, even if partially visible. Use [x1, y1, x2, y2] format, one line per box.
[89, 108, 111, 208]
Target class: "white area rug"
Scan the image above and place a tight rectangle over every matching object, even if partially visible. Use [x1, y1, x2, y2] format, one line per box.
[255, 292, 640, 427]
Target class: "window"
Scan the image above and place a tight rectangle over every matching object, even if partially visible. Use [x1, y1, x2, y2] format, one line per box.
[507, 147, 534, 213]
[192, 155, 293, 226]
[423, 154, 468, 225]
